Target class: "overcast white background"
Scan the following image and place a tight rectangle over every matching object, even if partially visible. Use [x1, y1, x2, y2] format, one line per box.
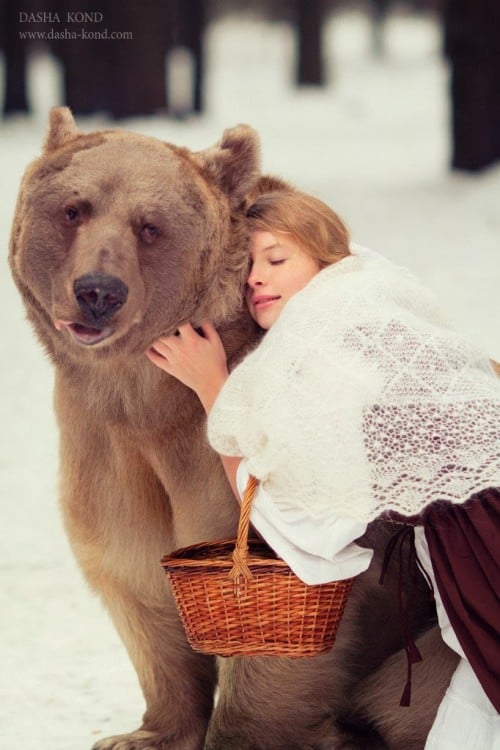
[1, 9, 499, 750]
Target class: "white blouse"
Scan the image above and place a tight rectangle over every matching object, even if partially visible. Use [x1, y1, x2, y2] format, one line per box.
[236, 461, 373, 585]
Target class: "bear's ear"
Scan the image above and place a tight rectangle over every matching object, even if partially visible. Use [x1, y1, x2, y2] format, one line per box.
[197, 124, 261, 205]
[43, 106, 79, 153]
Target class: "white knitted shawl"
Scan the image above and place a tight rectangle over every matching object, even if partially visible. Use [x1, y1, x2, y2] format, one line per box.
[208, 246, 500, 522]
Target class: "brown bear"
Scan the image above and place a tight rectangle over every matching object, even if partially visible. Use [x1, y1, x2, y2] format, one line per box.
[9, 107, 457, 750]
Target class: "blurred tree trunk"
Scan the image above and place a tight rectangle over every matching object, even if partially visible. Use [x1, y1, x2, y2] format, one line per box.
[1, 0, 30, 114]
[106, 0, 170, 118]
[370, 0, 391, 57]
[296, 0, 325, 85]
[171, 0, 205, 115]
[53, 0, 170, 118]
[444, 0, 500, 171]
[51, 0, 116, 115]
[52, 0, 108, 115]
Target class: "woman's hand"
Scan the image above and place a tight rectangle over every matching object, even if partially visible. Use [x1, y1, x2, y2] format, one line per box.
[146, 322, 229, 414]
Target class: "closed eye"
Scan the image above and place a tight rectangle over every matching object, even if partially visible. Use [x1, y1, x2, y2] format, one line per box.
[270, 259, 285, 265]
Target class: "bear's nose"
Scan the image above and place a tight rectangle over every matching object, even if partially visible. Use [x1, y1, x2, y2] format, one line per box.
[73, 273, 128, 323]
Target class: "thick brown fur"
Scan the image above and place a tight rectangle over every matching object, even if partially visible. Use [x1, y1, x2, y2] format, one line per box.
[10, 108, 457, 750]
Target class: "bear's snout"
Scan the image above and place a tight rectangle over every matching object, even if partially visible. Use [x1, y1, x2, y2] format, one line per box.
[73, 272, 128, 325]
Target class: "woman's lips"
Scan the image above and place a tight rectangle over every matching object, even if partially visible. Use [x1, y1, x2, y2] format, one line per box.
[253, 295, 280, 309]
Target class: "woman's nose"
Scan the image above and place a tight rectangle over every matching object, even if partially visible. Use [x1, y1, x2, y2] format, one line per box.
[246, 267, 264, 288]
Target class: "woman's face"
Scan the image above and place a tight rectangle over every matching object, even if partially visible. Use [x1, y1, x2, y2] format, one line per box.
[245, 230, 320, 329]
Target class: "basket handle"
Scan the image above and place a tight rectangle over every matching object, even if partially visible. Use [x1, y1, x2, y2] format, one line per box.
[228, 475, 259, 582]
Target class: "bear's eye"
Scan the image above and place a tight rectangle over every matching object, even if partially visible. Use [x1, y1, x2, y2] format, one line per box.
[65, 206, 80, 223]
[140, 224, 159, 244]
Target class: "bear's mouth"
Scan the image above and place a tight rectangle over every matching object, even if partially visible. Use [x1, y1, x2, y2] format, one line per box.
[55, 320, 113, 346]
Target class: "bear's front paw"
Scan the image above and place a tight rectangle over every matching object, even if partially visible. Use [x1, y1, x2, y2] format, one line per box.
[92, 728, 203, 750]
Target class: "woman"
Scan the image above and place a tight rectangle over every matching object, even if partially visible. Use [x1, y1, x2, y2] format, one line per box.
[147, 190, 500, 748]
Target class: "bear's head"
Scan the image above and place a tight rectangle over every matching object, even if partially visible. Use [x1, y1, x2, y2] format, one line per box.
[9, 107, 265, 366]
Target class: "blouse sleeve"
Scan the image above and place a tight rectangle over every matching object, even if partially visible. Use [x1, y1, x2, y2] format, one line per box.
[236, 462, 373, 585]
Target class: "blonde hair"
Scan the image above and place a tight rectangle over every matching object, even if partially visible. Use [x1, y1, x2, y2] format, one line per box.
[246, 191, 350, 267]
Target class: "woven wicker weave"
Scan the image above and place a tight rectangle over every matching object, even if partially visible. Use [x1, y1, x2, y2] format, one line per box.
[161, 476, 354, 657]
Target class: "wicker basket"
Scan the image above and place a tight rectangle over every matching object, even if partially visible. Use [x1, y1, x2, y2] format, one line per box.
[161, 476, 354, 657]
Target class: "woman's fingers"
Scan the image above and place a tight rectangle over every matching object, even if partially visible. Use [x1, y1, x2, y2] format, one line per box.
[147, 322, 224, 375]
[199, 321, 218, 341]
[177, 323, 197, 340]
[150, 338, 172, 356]
[146, 321, 228, 411]
[154, 323, 217, 348]
[146, 347, 172, 373]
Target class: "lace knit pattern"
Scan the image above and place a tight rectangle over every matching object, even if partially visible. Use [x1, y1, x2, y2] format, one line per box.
[208, 246, 500, 522]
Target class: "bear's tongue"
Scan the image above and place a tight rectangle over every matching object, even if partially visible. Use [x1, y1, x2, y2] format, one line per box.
[55, 320, 112, 346]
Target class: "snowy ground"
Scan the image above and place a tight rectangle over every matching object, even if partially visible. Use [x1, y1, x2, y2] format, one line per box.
[1, 10, 499, 750]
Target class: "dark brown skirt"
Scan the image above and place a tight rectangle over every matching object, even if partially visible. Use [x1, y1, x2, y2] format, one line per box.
[421, 487, 500, 712]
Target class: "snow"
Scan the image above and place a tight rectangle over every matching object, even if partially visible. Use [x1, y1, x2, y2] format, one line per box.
[1, 11, 499, 750]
